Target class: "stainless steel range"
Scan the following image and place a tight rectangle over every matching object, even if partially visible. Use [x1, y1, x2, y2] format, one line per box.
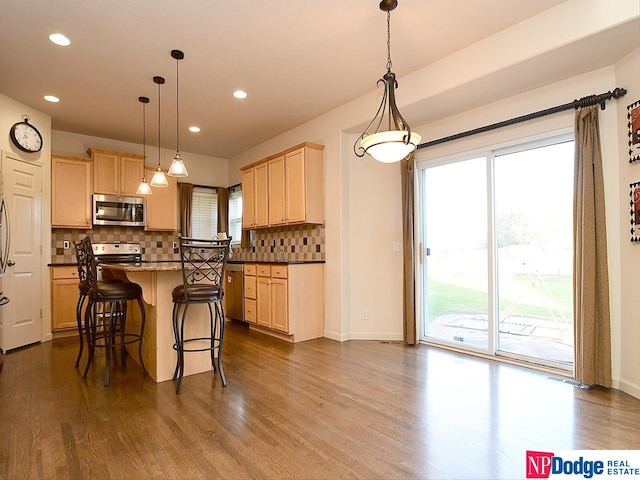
[92, 242, 142, 265]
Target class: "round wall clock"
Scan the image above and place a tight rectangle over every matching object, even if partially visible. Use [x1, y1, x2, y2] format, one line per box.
[9, 116, 43, 153]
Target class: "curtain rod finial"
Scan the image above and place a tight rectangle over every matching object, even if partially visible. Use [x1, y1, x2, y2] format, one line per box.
[613, 87, 627, 99]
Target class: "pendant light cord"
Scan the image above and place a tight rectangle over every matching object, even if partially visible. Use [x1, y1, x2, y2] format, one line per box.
[176, 56, 180, 152]
[142, 102, 146, 159]
[386, 11, 392, 72]
[157, 80, 161, 167]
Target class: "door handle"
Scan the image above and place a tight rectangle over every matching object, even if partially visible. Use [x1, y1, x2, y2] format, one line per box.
[7, 260, 15, 267]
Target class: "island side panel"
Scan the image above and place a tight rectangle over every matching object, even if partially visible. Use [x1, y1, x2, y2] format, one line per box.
[125, 271, 158, 381]
[105, 265, 219, 383]
[144, 269, 219, 383]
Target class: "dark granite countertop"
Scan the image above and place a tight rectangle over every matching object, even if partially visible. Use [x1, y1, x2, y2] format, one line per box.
[50, 259, 325, 267]
[228, 260, 325, 265]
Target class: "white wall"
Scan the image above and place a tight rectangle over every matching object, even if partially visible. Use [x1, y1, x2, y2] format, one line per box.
[0, 93, 53, 343]
[615, 46, 640, 398]
[52, 130, 229, 187]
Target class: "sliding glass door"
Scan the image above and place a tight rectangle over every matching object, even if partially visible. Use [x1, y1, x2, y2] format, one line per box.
[419, 135, 574, 369]
[422, 156, 490, 350]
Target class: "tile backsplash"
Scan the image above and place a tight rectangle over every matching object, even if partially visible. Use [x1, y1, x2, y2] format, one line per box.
[232, 224, 325, 262]
[51, 228, 180, 264]
[51, 224, 325, 264]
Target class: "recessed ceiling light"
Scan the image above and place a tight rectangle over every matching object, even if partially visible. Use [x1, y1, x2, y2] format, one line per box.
[44, 95, 60, 103]
[233, 90, 247, 99]
[189, 126, 200, 133]
[49, 33, 70, 46]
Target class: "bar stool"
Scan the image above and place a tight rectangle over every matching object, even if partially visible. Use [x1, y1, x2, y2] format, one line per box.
[75, 237, 147, 386]
[73, 240, 123, 368]
[171, 236, 231, 394]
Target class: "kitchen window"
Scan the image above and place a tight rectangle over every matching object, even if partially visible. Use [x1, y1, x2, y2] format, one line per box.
[228, 185, 242, 245]
[191, 186, 218, 239]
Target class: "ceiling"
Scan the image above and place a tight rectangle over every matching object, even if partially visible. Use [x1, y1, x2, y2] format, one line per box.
[0, 0, 617, 159]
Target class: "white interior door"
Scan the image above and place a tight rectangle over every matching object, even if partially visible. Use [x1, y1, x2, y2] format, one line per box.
[0, 154, 42, 352]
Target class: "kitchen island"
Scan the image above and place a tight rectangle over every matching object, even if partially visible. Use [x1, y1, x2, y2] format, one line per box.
[101, 262, 220, 383]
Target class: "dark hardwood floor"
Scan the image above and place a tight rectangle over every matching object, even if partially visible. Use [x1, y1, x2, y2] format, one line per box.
[1, 321, 640, 479]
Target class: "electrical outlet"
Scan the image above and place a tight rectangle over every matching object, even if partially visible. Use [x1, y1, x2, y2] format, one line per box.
[63, 240, 70, 250]
[172, 241, 177, 249]
[362, 309, 368, 320]
[393, 241, 402, 252]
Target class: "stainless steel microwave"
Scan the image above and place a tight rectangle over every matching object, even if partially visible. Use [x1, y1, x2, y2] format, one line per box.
[93, 194, 145, 227]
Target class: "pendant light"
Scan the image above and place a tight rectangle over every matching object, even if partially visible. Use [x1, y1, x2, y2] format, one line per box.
[167, 49, 188, 177]
[135, 96, 152, 195]
[354, 0, 421, 163]
[150, 76, 169, 187]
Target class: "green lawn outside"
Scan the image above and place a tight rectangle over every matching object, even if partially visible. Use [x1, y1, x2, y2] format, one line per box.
[428, 274, 573, 323]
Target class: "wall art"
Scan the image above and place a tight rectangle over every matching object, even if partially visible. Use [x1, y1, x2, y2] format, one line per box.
[630, 181, 640, 241]
[629, 99, 640, 163]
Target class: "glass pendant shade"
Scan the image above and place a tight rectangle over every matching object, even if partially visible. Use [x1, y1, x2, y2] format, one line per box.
[136, 179, 152, 195]
[167, 49, 189, 178]
[167, 152, 188, 177]
[360, 130, 421, 163]
[150, 166, 169, 187]
[136, 96, 152, 195]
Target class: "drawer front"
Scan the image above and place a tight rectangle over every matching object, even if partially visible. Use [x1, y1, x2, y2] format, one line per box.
[244, 264, 257, 276]
[256, 264, 271, 277]
[52, 266, 80, 280]
[244, 299, 257, 323]
[271, 265, 288, 279]
[244, 275, 257, 299]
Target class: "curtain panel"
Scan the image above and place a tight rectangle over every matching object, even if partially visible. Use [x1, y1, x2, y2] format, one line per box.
[178, 182, 194, 237]
[217, 187, 229, 237]
[573, 105, 612, 388]
[401, 154, 418, 345]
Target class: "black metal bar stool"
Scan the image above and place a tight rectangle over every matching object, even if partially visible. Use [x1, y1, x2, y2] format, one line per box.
[73, 238, 124, 368]
[171, 236, 231, 394]
[75, 237, 147, 387]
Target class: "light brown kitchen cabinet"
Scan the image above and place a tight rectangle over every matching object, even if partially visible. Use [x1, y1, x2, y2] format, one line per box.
[242, 262, 323, 342]
[89, 147, 145, 197]
[270, 277, 288, 333]
[254, 163, 269, 227]
[50, 266, 80, 332]
[268, 155, 286, 225]
[285, 147, 323, 224]
[51, 154, 92, 229]
[256, 273, 272, 328]
[241, 168, 255, 229]
[241, 142, 324, 229]
[241, 163, 268, 229]
[144, 167, 177, 231]
[243, 264, 257, 324]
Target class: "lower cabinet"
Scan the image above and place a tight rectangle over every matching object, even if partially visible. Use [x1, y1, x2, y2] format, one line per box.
[243, 262, 323, 342]
[51, 266, 80, 332]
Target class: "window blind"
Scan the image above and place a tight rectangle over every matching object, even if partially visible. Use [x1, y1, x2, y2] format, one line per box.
[228, 185, 243, 244]
[191, 187, 218, 239]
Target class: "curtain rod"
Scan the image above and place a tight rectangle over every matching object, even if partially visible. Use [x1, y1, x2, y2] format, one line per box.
[416, 87, 627, 150]
[177, 182, 218, 190]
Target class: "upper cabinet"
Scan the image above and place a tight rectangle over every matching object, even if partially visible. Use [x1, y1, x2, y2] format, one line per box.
[241, 168, 255, 228]
[88, 148, 145, 197]
[144, 167, 178, 231]
[242, 161, 269, 229]
[241, 142, 324, 230]
[51, 154, 92, 229]
[285, 147, 323, 224]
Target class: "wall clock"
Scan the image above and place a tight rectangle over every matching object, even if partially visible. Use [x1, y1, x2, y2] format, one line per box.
[9, 116, 43, 153]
